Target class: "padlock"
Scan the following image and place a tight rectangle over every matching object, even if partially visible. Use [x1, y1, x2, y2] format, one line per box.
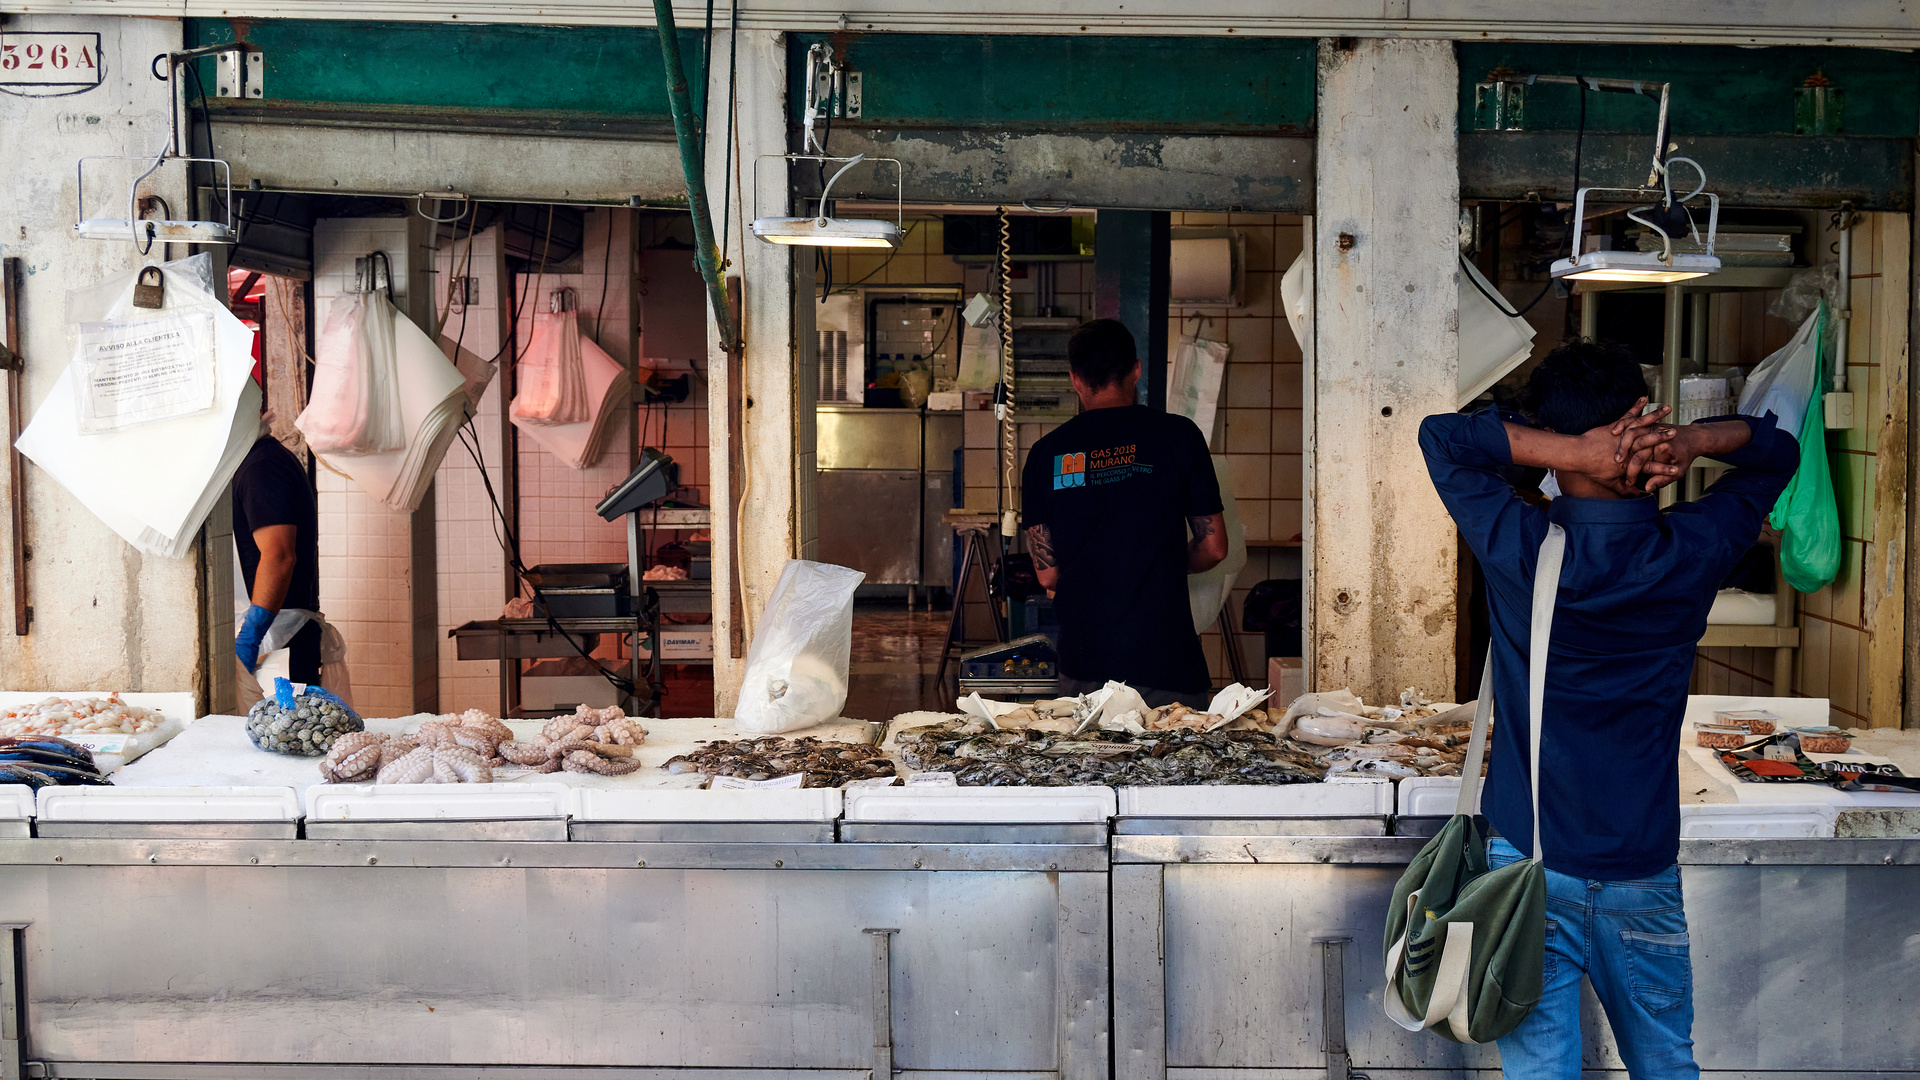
[131, 266, 165, 309]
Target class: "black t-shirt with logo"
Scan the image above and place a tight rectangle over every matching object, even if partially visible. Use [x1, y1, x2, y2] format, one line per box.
[1021, 405, 1223, 695]
[233, 436, 320, 613]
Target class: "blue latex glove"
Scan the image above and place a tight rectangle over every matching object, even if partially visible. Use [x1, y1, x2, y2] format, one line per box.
[235, 604, 274, 674]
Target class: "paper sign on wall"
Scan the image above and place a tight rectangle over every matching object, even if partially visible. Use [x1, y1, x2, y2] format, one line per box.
[73, 314, 217, 433]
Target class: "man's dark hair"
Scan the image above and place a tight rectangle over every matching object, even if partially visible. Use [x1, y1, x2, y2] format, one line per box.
[1067, 318, 1139, 390]
[1522, 340, 1648, 435]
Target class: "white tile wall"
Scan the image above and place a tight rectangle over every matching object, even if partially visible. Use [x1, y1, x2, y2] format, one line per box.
[312, 217, 426, 719]
[433, 224, 511, 711]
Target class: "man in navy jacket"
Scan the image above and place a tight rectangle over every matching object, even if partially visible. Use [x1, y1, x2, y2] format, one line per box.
[1421, 341, 1798, 1079]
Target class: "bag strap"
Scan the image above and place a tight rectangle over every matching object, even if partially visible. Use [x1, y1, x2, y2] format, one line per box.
[1452, 662, 1495, 817]
[1453, 523, 1565, 864]
[1527, 524, 1567, 863]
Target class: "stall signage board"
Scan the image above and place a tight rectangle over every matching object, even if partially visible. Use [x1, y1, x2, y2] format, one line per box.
[74, 314, 217, 433]
[0, 33, 103, 88]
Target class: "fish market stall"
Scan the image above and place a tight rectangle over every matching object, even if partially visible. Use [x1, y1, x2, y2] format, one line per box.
[0, 702, 1108, 1080]
[1109, 694, 1920, 1080]
[1, 684, 1914, 1080]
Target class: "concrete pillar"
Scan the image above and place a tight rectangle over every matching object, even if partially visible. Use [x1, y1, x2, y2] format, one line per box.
[705, 29, 794, 714]
[1309, 39, 1461, 704]
[0, 16, 209, 700]
[1093, 211, 1172, 409]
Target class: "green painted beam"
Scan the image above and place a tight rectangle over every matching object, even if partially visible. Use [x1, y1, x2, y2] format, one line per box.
[1460, 132, 1913, 211]
[791, 34, 1316, 134]
[186, 18, 704, 119]
[1459, 43, 1920, 137]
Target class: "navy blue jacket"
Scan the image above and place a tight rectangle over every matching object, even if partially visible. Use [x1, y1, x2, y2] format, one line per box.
[1421, 409, 1799, 880]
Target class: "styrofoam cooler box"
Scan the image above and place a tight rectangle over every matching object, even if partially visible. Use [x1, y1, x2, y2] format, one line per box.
[36, 786, 300, 821]
[844, 785, 1116, 823]
[1118, 780, 1392, 817]
[0, 785, 36, 820]
[0, 690, 197, 771]
[1398, 776, 1479, 817]
[305, 783, 578, 821]
[1679, 803, 1836, 838]
[576, 787, 841, 821]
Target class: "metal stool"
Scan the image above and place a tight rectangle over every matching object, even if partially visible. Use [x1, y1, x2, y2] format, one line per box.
[936, 524, 1006, 685]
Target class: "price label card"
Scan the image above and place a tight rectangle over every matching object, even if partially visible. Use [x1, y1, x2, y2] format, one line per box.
[0, 33, 103, 89]
[906, 771, 957, 787]
[844, 775, 900, 789]
[63, 734, 129, 754]
[74, 313, 217, 433]
[709, 773, 805, 790]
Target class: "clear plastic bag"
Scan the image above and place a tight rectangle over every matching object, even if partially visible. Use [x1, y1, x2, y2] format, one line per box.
[1769, 264, 1840, 324]
[733, 560, 866, 733]
[297, 293, 406, 455]
[510, 313, 592, 425]
[1737, 306, 1824, 439]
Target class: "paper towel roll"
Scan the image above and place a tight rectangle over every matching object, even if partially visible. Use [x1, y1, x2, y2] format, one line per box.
[1170, 236, 1236, 304]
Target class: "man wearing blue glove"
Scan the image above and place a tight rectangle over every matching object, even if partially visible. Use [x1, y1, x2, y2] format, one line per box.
[233, 433, 322, 685]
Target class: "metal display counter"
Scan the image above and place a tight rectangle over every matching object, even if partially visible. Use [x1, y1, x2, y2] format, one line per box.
[0, 700, 1913, 1080]
[1112, 833, 1920, 1080]
[0, 836, 1108, 1080]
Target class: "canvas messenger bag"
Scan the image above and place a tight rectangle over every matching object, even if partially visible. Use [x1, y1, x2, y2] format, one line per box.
[1382, 524, 1564, 1044]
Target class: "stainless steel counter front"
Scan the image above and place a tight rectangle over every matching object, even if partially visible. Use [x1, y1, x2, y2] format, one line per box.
[1112, 834, 1920, 1080]
[0, 838, 1108, 1080]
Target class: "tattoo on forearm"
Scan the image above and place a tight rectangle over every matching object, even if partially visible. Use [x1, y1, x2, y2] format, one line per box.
[1027, 525, 1056, 573]
[1188, 515, 1216, 544]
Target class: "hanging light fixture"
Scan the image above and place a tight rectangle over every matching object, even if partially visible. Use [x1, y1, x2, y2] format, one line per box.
[1550, 171, 1721, 284]
[752, 153, 903, 250]
[751, 44, 902, 250]
[1476, 72, 1722, 285]
[74, 42, 259, 251]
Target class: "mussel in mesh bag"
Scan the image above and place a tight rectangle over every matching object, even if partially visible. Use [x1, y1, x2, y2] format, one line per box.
[246, 679, 364, 757]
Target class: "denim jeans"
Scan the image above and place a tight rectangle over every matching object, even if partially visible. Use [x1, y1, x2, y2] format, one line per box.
[1488, 837, 1698, 1080]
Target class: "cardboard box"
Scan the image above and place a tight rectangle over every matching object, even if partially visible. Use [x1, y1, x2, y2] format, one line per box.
[1268, 656, 1305, 706]
[521, 675, 620, 711]
[659, 628, 713, 660]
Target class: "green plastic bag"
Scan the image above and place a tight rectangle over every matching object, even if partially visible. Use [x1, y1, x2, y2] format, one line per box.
[1768, 303, 1841, 593]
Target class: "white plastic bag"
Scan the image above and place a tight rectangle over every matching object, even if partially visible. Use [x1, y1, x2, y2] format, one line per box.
[1167, 335, 1231, 446]
[1737, 307, 1823, 436]
[734, 560, 865, 733]
[298, 293, 406, 455]
[1188, 454, 1247, 632]
[511, 313, 592, 425]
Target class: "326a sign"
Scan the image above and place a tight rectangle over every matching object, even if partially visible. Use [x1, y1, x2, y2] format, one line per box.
[0, 32, 103, 89]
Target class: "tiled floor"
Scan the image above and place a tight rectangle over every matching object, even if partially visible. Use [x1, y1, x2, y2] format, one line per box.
[655, 605, 956, 721]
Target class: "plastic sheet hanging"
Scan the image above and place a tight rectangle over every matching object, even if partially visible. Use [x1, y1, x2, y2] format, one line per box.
[1188, 454, 1248, 633]
[296, 293, 407, 456]
[511, 312, 593, 425]
[1168, 334, 1231, 447]
[310, 298, 472, 513]
[510, 315, 631, 470]
[16, 253, 260, 560]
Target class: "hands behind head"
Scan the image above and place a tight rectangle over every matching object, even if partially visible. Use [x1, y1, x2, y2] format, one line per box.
[1579, 398, 1689, 496]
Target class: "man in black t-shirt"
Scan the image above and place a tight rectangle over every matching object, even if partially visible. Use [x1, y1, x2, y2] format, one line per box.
[1020, 319, 1227, 707]
[232, 435, 322, 684]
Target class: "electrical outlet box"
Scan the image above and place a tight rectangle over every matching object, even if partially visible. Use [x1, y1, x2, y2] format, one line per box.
[1825, 391, 1856, 429]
